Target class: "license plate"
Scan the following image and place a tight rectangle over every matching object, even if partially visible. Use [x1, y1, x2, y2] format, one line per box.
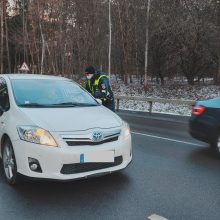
[80, 151, 114, 163]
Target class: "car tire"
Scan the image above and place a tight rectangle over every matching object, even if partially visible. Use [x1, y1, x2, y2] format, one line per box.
[211, 135, 220, 154]
[2, 138, 21, 185]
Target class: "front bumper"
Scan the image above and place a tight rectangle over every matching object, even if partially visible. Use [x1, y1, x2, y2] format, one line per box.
[12, 136, 132, 180]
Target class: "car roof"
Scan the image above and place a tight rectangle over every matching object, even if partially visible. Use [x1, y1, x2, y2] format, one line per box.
[2, 74, 68, 81]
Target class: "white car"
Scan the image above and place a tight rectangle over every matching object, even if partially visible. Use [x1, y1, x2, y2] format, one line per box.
[0, 74, 132, 185]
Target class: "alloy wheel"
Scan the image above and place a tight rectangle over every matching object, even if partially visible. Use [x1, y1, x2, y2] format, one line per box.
[2, 142, 16, 181]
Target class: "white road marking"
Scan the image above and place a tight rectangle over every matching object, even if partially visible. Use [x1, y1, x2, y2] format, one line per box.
[132, 131, 202, 147]
[148, 214, 168, 220]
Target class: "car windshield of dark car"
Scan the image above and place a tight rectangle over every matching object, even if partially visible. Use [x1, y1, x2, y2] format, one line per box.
[11, 79, 98, 108]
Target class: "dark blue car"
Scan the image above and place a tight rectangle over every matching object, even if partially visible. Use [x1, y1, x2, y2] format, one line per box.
[189, 97, 220, 153]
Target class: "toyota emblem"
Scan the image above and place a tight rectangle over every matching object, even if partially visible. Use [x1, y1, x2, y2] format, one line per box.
[92, 131, 103, 142]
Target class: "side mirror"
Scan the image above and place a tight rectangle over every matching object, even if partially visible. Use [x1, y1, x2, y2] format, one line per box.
[96, 99, 102, 105]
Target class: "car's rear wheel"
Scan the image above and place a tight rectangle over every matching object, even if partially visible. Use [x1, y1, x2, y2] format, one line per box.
[2, 138, 20, 185]
[216, 136, 220, 153]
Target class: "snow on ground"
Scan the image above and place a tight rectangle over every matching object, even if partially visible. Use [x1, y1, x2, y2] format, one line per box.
[110, 75, 220, 116]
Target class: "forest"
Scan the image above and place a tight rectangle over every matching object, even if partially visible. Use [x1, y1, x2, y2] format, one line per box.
[0, 0, 219, 86]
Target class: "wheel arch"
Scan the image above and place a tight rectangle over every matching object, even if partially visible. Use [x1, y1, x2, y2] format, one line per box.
[0, 134, 10, 157]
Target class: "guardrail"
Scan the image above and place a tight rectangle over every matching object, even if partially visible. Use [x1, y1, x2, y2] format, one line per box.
[115, 95, 195, 113]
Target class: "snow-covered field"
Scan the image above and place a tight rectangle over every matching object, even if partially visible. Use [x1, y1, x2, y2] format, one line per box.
[111, 76, 220, 116]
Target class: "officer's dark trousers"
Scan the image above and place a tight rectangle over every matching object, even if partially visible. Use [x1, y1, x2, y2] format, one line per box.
[103, 100, 115, 112]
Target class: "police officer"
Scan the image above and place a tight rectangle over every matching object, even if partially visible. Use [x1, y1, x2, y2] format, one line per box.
[84, 66, 115, 112]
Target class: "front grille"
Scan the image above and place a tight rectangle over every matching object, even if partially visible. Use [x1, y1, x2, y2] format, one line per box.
[60, 156, 123, 174]
[61, 129, 121, 147]
[66, 136, 118, 146]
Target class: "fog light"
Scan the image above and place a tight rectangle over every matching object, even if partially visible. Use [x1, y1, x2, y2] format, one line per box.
[30, 163, 38, 171]
[28, 157, 42, 173]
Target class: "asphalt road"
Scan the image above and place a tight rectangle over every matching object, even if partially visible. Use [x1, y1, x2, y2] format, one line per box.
[0, 111, 220, 220]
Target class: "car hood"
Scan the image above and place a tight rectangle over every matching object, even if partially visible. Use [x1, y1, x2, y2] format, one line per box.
[18, 106, 122, 132]
[197, 97, 220, 108]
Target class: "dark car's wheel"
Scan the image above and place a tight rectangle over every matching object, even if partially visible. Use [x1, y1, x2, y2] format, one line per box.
[2, 138, 20, 185]
[211, 135, 220, 154]
[216, 136, 220, 153]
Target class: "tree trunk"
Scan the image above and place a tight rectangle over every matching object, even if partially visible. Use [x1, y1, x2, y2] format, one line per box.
[5, 15, 11, 73]
[37, 1, 45, 74]
[144, 0, 151, 92]
[217, 58, 220, 84]
[0, 0, 4, 74]
[129, 74, 132, 83]
[22, 0, 26, 62]
[108, 0, 112, 81]
[215, 0, 220, 85]
[117, 2, 128, 85]
[187, 75, 195, 85]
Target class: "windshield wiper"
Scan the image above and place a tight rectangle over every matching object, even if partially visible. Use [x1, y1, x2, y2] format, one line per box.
[18, 102, 98, 108]
[18, 103, 51, 108]
[51, 102, 97, 107]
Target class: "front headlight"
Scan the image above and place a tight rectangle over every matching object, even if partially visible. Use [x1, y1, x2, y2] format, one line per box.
[17, 126, 58, 147]
[122, 120, 131, 139]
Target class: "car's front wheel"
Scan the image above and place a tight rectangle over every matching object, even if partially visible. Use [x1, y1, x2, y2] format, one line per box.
[211, 134, 220, 154]
[2, 138, 20, 185]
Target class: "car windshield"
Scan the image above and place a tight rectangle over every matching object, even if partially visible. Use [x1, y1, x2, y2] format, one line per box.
[11, 79, 98, 108]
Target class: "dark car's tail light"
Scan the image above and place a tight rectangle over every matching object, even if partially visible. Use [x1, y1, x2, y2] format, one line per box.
[192, 105, 206, 116]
